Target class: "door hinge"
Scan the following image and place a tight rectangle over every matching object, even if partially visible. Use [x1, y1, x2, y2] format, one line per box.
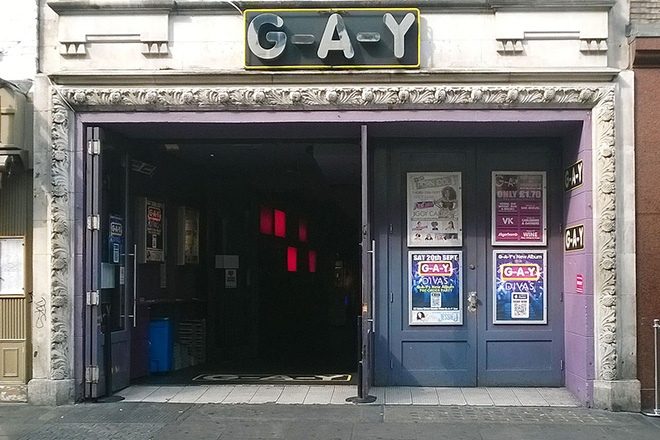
[85, 365, 100, 384]
[390, 359, 393, 369]
[560, 359, 565, 371]
[86, 290, 99, 306]
[560, 291, 564, 303]
[87, 214, 100, 231]
[388, 224, 393, 234]
[390, 291, 394, 303]
[87, 138, 101, 156]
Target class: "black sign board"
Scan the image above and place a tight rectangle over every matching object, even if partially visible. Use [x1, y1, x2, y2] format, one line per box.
[244, 8, 420, 69]
[565, 224, 585, 251]
[564, 160, 584, 191]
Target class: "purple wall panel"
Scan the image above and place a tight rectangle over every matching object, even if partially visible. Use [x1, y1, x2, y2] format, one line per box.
[564, 190, 593, 224]
[566, 370, 594, 405]
[564, 331, 595, 379]
[563, 253, 593, 297]
[562, 116, 594, 405]
[564, 292, 592, 337]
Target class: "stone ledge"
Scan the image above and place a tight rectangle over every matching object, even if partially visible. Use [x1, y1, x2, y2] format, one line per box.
[0, 384, 28, 403]
[593, 379, 641, 412]
[28, 379, 75, 406]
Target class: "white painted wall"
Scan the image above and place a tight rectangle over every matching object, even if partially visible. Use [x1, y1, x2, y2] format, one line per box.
[0, 1, 38, 80]
[40, 6, 611, 73]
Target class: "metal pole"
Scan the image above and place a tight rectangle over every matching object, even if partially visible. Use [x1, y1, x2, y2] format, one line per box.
[644, 319, 660, 417]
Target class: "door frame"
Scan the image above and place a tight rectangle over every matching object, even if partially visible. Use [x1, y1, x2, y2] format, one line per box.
[53, 86, 624, 407]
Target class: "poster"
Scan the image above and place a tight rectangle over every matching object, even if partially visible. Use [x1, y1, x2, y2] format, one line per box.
[493, 250, 546, 324]
[177, 207, 200, 265]
[407, 172, 462, 247]
[108, 215, 123, 264]
[492, 171, 546, 246]
[0, 237, 25, 295]
[145, 200, 165, 262]
[409, 251, 462, 325]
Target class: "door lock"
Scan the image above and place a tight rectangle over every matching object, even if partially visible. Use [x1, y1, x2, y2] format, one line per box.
[467, 291, 478, 313]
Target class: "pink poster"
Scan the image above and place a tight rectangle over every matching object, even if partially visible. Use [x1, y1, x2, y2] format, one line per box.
[492, 172, 546, 246]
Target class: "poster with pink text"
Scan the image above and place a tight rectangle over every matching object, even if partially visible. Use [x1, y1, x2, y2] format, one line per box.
[492, 172, 546, 246]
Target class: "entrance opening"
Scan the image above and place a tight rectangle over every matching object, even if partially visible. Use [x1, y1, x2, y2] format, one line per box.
[96, 128, 361, 391]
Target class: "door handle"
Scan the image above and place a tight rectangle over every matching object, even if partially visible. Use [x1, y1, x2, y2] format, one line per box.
[467, 291, 478, 313]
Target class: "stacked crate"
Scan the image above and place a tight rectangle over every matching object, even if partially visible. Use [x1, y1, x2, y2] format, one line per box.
[178, 319, 206, 366]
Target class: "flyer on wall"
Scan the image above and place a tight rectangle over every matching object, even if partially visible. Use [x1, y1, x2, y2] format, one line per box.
[492, 171, 546, 246]
[493, 250, 547, 324]
[407, 172, 462, 247]
[409, 251, 462, 325]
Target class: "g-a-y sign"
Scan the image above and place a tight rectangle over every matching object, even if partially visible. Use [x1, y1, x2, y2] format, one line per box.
[244, 8, 420, 69]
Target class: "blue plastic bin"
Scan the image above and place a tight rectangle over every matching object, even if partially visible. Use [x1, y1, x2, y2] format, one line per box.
[148, 318, 173, 373]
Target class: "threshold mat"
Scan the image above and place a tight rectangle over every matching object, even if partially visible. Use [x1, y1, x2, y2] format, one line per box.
[192, 372, 355, 385]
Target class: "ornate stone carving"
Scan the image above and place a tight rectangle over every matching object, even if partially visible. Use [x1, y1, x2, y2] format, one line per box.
[50, 92, 72, 380]
[594, 89, 617, 381]
[51, 83, 617, 383]
[62, 86, 607, 109]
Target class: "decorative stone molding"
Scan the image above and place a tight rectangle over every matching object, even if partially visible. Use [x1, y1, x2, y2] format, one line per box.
[61, 85, 609, 109]
[60, 42, 86, 56]
[580, 38, 608, 54]
[49, 91, 73, 380]
[593, 89, 617, 381]
[142, 41, 169, 56]
[49, 82, 618, 389]
[496, 39, 524, 54]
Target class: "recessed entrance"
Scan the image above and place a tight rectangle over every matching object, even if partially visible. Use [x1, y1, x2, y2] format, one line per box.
[87, 126, 362, 394]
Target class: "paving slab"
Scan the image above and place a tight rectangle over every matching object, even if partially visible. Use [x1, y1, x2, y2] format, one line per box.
[436, 387, 467, 405]
[511, 388, 548, 406]
[222, 385, 260, 404]
[411, 387, 439, 405]
[461, 387, 493, 406]
[303, 386, 334, 404]
[142, 386, 185, 403]
[169, 386, 209, 404]
[275, 386, 309, 404]
[195, 385, 235, 403]
[385, 386, 413, 405]
[487, 387, 522, 406]
[250, 386, 284, 404]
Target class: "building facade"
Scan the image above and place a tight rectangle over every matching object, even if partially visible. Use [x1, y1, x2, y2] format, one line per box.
[0, 0, 38, 402]
[16, 0, 642, 411]
[629, 0, 660, 412]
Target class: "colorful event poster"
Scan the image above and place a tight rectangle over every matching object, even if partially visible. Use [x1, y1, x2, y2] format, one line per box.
[493, 250, 547, 324]
[407, 172, 462, 247]
[409, 251, 463, 325]
[492, 171, 546, 246]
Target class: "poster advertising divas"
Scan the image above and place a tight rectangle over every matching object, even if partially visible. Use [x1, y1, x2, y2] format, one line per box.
[409, 251, 462, 325]
[493, 250, 547, 324]
[145, 200, 165, 262]
[407, 172, 462, 247]
[492, 171, 546, 246]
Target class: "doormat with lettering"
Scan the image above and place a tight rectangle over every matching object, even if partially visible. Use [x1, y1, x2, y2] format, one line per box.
[192, 373, 355, 385]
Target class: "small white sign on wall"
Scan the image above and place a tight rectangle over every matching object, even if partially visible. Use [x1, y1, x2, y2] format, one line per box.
[0, 237, 25, 295]
[225, 269, 238, 289]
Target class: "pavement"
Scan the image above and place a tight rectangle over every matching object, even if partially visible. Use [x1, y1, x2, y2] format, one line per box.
[1, 401, 660, 440]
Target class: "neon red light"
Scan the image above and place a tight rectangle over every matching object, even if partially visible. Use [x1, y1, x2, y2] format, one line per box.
[274, 209, 286, 237]
[308, 250, 317, 273]
[287, 246, 297, 272]
[298, 219, 308, 242]
[259, 207, 273, 235]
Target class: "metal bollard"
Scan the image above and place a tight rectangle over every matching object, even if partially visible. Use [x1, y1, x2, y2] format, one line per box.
[645, 319, 660, 417]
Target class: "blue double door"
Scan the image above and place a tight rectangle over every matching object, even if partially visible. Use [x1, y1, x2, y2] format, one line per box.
[373, 141, 564, 387]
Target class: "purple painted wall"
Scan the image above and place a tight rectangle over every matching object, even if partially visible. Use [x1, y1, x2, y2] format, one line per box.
[563, 117, 595, 406]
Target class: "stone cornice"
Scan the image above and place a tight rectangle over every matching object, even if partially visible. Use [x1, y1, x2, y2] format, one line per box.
[47, 69, 621, 87]
[47, 0, 616, 14]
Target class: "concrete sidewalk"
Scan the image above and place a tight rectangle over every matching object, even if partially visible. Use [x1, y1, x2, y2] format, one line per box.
[1, 401, 660, 440]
